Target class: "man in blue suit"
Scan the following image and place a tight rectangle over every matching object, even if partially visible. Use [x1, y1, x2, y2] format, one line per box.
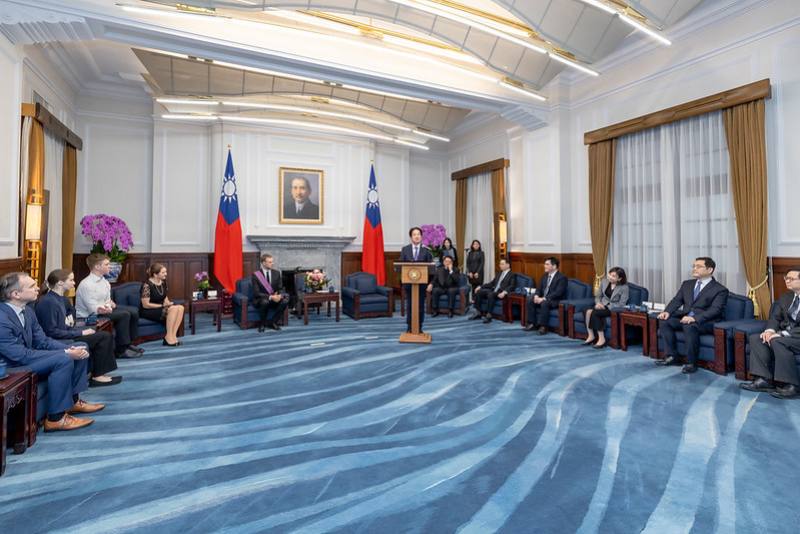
[0, 272, 105, 432]
[400, 227, 434, 332]
[656, 257, 729, 374]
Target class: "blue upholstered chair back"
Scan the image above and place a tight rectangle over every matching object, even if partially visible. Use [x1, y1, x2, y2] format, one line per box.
[514, 274, 534, 292]
[235, 278, 254, 300]
[567, 279, 592, 300]
[111, 282, 142, 307]
[724, 293, 755, 321]
[346, 272, 378, 294]
[294, 272, 306, 293]
[627, 283, 649, 307]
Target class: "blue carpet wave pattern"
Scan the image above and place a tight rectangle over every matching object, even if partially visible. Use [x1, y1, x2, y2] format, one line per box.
[1, 315, 799, 533]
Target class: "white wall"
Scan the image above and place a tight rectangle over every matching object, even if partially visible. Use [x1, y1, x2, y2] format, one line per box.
[0, 35, 22, 259]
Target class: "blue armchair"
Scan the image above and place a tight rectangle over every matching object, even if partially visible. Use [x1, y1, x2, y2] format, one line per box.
[568, 283, 649, 348]
[494, 273, 533, 322]
[111, 282, 184, 343]
[652, 292, 755, 374]
[342, 272, 394, 320]
[232, 277, 289, 329]
[732, 302, 781, 380]
[426, 273, 471, 315]
[552, 279, 593, 336]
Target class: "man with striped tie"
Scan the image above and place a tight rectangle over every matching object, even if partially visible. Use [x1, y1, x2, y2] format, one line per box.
[740, 267, 800, 399]
[655, 257, 729, 374]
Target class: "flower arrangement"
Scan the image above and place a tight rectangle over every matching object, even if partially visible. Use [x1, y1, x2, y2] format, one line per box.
[80, 214, 133, 263]
[420, 224, 447, 259]
[305, 269, 330, 291]
[194, 271, 211, 291]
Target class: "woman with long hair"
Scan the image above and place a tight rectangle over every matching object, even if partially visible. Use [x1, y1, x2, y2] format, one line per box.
[466, 239, 485, 292]
[441, 237, 458, 268]
[583, 267, 629, 349]
[35, 269, 121, 387]
[140, 263, 185, 346]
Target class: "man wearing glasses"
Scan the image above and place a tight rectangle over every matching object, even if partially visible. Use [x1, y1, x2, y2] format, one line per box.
[740, 267, 800, 399]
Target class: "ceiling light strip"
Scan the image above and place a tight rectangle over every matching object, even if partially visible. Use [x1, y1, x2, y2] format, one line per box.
[499, 79, 546, 102]
[413, 129, 450, 142]
[157, 98, 219, 106]
[576, 0, 671, 45]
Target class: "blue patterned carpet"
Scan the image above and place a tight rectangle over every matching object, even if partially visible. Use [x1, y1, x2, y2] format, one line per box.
[1, 312, 799, 534]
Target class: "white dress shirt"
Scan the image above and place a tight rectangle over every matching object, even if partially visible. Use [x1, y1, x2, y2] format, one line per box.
[75, 273, 112, 318]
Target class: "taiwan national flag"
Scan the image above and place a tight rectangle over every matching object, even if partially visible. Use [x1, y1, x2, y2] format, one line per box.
[361, 164, 386, 285]
[213, 149, 243, 294]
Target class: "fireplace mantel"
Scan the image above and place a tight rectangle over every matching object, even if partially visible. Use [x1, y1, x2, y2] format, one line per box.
[247, 235, 356, 288]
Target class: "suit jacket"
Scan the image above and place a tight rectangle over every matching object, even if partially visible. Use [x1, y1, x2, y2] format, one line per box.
[0, 303, 69, 367]
[767, 291, 800, 334]
[400, 244, 434, 263]
[596, 279, 630, 308]
[432, 266, 460, 290]
[35, 291, 84, 340]
[665, 278, 729, 324]
[481, 270, 516, 294]
[535, 271, 567, 302]
[251, 269, 284, 305]
[283, 201, 319, 220]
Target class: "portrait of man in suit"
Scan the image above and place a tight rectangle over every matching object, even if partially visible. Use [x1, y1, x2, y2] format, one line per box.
[280, 168, 323, 224]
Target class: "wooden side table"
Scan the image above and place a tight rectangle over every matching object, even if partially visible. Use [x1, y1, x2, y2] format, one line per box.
[1, 370, 32, 476]
[618, 310, 651, 356]
[189, 298, 223, 335]
[508, 293, 528, 325]
[301, 292, 340, 325]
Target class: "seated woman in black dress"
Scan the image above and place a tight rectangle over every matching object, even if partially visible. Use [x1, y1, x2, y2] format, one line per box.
[35, 269, 121, 387]
[140, 263, 185, 346]
[583, 267, 629, 349]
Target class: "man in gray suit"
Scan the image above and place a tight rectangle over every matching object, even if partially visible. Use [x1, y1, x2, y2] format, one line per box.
[740, 267, 800, 399]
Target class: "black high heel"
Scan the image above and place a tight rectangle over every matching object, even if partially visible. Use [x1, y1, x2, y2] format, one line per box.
[162, 339, 181, 347]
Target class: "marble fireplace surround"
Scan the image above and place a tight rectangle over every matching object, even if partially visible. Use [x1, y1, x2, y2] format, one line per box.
[247, 235, 356, 289]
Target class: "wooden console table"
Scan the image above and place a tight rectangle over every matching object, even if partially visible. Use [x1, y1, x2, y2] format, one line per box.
[189, 298, 223, 335]
[508, 293, 528, 325]
[1, 370, 33, 476]
[618, 310, 652, 355]
[301, 292, 340, 325]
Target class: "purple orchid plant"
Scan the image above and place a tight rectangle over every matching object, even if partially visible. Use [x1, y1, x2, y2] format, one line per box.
[420, 224, 447, 258]
[80, 214, 133, 263]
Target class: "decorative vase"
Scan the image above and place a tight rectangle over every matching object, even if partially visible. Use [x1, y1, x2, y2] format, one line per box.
[104, 261, 123, 283]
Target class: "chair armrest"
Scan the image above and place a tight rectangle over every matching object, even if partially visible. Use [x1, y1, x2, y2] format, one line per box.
[731, 320, 768, 336]
[231, 292, 246, 306]
[375, 286, 392, 297]
[341, 287, 359, 298]
[715, 319, 762, 337]
[569, 298, 596, 313]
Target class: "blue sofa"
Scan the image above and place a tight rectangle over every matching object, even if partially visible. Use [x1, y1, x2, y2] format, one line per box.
[232, 277, 289, 329]
[342, 272, 394, 320]
[111, 282, 184, 343]
[652, 292, 754, 374]
[426, 273, 471, 315]
[568, 283, 649, 348]
[551, 279, 593, 335]
[732, 302, 782, 380]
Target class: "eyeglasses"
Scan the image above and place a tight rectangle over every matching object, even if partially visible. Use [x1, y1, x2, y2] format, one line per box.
[785, 276, 800, 282]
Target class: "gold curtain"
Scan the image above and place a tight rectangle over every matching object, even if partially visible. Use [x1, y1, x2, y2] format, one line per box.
[724, 100, 770, 319]
[62, 144, 77, 270]
[454, 179, 467, 270]
[28, 120, 45, 202]
[490, 168, 506, 215]
[588, 140, 616, 294]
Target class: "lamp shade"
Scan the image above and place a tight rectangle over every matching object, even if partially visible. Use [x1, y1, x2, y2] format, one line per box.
[25, 203, 43, 241]
[497, 217, 508, 244]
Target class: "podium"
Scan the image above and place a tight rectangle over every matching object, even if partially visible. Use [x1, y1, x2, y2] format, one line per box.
[395, 262, 435, 344]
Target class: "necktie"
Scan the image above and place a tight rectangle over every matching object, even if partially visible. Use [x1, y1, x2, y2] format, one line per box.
[413, 246, 419, 261]
[693, 280, 702, 301]
[18, 309, 25, 328]
[494, 271, 506, 292]
[789, 295, 799, 321]
[544, 274, 553, 296]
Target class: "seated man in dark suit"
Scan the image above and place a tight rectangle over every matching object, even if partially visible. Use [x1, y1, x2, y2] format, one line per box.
[400, 227, 434, 332]
[251, 252, 288, 332]
[470, 258, 515, 323]
[524, 257, 567, 335]
[0, 272, 104, 431]
[740, 267, 800, 399]
[656, 257, 729, 374]
[427, 255, 460, 318]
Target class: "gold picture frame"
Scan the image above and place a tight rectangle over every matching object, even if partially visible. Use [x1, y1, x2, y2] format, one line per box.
[279, 167, 324, 225]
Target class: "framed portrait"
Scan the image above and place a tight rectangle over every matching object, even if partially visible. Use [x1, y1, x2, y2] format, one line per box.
[279, 167, 324, 225]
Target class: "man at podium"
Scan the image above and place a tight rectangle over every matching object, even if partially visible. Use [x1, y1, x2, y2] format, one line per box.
[400, 227, 433, 332]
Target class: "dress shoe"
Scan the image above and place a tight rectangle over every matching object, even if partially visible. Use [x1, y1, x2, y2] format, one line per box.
[118, 348, 142, 359]
[257, 324, 265, 333]
[682, 364, 697, 374]
[482, 316, 492, 323]
[523, 324, 536, 331]
[656, 355, 678, 366]
[89, 376, 122, 388]
[44, 414, 94, 432]
[770, 384, 800, 399]
[739, 377, 775, 392]
[131, 345, 145, 354]
[469, 312, 482, 320]
[538, 327, 547, 335]
[448, 311, 454, 318]
[432, 311, 440, 317]
[593, 341, 608, 349]
[68, 399, 105, 414]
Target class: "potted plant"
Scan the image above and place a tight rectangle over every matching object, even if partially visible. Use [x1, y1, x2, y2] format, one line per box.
[421, 224, 447, 263]
[194, 271, 211, 298]
[79, 214, 133, 283]
[304, 269, 330, 292]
